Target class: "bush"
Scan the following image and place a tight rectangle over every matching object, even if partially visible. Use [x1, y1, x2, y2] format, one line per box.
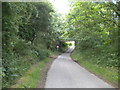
[32, 47, 49, 60]
[13, 40, 30, 56]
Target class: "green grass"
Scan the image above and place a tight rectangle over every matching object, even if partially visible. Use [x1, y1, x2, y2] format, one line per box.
[11, 58, 50, 88]
[71, 49, 118, 87]
[11, 51, 61, 88]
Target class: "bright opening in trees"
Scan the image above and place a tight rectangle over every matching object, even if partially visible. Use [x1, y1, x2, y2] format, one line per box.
[49, 0, 70, 14]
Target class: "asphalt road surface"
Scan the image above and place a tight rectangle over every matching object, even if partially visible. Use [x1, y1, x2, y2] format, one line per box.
[45, 46, 114, 88]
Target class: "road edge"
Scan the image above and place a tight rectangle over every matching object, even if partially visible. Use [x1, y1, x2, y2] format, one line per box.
[70, 52, 118, 88]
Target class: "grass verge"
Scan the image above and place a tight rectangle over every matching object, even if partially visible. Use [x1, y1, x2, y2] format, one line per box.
[71, 49, 118, 88]
[11, 51, 61, 88]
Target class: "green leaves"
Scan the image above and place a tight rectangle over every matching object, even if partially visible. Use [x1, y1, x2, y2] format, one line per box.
[65, 1, 118, 67]
[2, 2, 65, 88]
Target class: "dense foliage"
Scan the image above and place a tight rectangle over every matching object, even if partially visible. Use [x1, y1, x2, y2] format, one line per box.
[66, 2, 119, 67]
[2, 2, 66, 88]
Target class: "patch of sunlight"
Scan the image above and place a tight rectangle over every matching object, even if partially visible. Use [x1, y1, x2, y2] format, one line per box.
[49, 0, 70, 14]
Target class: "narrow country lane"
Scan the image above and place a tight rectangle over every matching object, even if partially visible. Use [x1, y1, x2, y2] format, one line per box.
[45, 46, 114, 88]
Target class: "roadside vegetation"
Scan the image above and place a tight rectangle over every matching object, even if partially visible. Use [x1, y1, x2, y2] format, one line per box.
[11, 51, 60, 88]
[66, 1, 119, 87]
[2, 2, 67, 88]
[11, 58, 51, 88]
[71, 50, 118, 87]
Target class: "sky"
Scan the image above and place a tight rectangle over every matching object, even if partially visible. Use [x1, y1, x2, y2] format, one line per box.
[49, 0, 70, 14]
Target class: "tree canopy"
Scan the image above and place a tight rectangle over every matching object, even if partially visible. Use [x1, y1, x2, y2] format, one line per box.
[65, 1, 119, 67]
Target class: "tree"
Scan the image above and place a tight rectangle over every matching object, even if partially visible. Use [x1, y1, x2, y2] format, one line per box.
[65, 1, 118, 67]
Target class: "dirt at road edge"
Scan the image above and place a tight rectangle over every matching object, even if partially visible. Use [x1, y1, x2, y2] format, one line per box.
[37, 56, 57, 88]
